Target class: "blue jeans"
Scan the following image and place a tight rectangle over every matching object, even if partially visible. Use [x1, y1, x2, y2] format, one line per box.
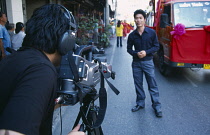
[132, 59, 161, 110]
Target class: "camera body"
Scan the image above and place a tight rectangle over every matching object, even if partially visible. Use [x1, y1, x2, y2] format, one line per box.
[56, 45, 114, 105]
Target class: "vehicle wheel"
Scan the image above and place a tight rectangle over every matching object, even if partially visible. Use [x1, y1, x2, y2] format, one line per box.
[158, 48, 170, 76]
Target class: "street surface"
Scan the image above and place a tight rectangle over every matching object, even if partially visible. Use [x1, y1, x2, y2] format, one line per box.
[52, 36, 210, 135]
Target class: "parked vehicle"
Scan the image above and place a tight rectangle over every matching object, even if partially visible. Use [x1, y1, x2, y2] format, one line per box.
[147, 0, 210, 75]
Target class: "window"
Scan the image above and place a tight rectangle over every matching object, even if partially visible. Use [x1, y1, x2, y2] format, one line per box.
[163, 4, 171, 25]
[174, 1, 210, 28]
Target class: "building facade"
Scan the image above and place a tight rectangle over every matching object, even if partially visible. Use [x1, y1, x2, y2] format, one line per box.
[0, 0, 116, 26]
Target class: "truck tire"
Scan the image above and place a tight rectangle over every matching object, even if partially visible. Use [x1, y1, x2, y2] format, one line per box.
[158, 48, 171, 76]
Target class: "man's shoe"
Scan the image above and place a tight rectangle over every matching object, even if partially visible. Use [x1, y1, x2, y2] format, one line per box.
[154, 110, 162, 117]
[131, 105, 144, 112]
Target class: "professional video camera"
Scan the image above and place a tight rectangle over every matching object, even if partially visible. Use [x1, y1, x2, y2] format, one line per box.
[55, 44, 120, 134]
[56, 45, 116, 105]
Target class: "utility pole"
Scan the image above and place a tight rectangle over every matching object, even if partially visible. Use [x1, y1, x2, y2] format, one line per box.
[105, 0, 109, 26]
[114, 0, 117, 25]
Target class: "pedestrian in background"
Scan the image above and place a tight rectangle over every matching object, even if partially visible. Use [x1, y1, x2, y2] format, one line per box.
[122, 20, 128, 39]
[6, 23, 15, 40]
[111, 22, 115, 38]
[0, 12, 11, 59]
[127, 9, 162, 117]
[116, 20, 123, 47]
[98, 18, 104, 33]
[11, 22, 26, 50]
[126, 23, 133, 34]
[93, 19, 99, 45]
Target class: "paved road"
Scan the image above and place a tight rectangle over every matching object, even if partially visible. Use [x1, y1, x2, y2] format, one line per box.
[52, 36, 210, 135]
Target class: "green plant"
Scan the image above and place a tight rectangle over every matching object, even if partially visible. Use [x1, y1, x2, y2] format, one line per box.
[99, 24, 112, 48]
[76, 16, 98, 45]
[76, 16, 111, 48]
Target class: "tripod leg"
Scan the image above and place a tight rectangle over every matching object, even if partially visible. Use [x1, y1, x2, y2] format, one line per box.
[86, 107, 104, 135]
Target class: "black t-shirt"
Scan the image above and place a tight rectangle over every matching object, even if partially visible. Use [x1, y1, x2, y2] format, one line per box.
[0, 47, 57, 135]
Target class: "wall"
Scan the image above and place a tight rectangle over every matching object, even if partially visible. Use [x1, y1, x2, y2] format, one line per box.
[25, 0, 47, 21]
[6, 0, 24, 25]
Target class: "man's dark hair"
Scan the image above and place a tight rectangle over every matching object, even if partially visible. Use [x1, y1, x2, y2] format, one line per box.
[134, 9, 146, 19]
[22, 4, 69, 54]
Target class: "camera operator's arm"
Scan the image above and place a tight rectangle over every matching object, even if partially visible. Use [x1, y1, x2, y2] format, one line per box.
[0, 63, 58, 135]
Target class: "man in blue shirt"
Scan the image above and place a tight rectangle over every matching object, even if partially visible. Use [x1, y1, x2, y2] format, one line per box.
[127, 9, 162, 117]
[0, 12, 11, 59]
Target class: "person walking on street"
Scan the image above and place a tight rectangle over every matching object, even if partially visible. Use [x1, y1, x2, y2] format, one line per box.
[127, 9, 162, 117]
[0, 12, 11, 59]
[116, 20, 123, 47]
[122, 20, 128, 39]
[11, 22, 26, 50]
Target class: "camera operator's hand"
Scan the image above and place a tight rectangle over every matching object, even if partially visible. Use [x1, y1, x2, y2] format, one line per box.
[68, 124, 85, 135]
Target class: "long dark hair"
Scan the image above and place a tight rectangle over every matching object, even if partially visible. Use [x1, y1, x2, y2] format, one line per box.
[22, 4, 69, 54]
[15, 22, 24, 34]
[117, 20, 121, 27]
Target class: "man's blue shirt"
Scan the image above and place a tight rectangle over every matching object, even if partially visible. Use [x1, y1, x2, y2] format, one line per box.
[127, 27, 159, 61]
[0, 24, 11, 55]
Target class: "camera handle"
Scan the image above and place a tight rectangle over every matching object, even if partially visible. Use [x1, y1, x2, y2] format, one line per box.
[94, 59, 119, 95]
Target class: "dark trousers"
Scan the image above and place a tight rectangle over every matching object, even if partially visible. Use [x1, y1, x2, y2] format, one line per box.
[116, 37, 122, 47]
[132, 59, 161, 110]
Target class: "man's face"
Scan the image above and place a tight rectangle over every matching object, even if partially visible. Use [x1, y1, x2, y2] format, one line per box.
[134, 14, 145, 27]
[0, 14, 7, 24]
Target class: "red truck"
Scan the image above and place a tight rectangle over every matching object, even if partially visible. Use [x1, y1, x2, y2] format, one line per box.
[147, 0, 210, 75]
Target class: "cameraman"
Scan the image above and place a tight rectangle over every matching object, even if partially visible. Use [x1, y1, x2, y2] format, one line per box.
[0, 4, 85, 135]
